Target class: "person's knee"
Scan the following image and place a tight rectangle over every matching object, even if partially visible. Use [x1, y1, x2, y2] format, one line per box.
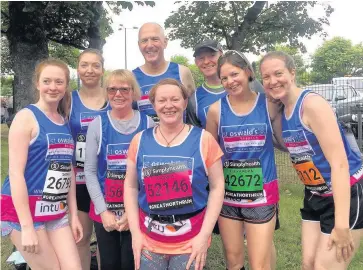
[77, 228, 92, 247]
[301, 257, 315, 270]
[248, 257, 271, 270]
[313, 260, 331, 270]
[225, 259, 244, 270]
[225, 250, 243, 262]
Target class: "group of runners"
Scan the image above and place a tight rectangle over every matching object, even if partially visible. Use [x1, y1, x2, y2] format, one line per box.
[1, 21, 363, 270]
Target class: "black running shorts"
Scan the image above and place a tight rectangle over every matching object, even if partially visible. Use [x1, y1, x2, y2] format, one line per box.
[220, 203, 278, 227]
[76, 184, 91, 213]
[301, 179, 363, 234]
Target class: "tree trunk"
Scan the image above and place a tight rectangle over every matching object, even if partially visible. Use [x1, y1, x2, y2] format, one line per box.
[87, 1, 105, 51]
[230, 1, 266, 50]
[8, 2, 49, 113]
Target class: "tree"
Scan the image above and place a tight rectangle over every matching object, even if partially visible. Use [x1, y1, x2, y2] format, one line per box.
[1, 1, 155, 112]
[1, 76, 13, 97]
[311, 37, 363, 83]
[1, 37, 81, 75]
[165, 1, 333, 53]
[170, 55, 204, 87]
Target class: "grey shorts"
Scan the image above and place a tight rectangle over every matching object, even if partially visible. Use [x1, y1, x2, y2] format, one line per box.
[220, 203, 277, 224]
[1, 214, 69, 237]
[140, 250, 196, 270]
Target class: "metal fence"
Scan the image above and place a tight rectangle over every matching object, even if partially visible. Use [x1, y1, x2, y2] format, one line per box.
[273, 75, 363, 182]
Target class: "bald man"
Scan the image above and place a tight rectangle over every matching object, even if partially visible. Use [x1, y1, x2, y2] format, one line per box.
[133, 22, 195, 121]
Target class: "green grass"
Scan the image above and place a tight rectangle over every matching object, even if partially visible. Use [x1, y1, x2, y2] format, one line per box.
[1, 125, 362, 269]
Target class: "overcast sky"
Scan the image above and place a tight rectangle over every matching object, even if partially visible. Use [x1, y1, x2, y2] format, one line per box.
[102, 1, 363, 71]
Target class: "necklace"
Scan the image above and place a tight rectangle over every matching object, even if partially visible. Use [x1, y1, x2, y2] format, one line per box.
[158, 124, 185, 147]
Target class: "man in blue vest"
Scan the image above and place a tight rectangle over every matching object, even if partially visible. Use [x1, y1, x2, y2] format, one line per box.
[133, 22, 195, 121]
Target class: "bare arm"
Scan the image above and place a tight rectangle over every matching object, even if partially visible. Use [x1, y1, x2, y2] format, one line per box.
[124, 159, 140, 235]
[199, 159, 224, 237]
[180, 65, 196, 97]
[205, 101, 220, 142]
[303, 95, 350, 229]
[8, 109, 37, 228]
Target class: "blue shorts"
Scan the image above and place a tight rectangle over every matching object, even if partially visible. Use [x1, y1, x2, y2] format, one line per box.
[1, 214, 69, 237]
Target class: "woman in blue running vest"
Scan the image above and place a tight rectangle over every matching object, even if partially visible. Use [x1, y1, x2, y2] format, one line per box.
[1, 59, 82, 269]
[124, 79, 225, 270]
[206, 51, 283, 270]
[69, 48, 110, 269]
[84, 69, 155, 270]
[260, 51, 363, 270]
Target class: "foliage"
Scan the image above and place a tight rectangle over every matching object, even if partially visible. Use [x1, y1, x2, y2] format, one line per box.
[1, 1, 154, 112]
[311, 37, 363, 83]
[0, 36, 12, 74]
[0, 76, 13, 96]
[170, 55, 204, 87]
[48, 41, 80, 68]
[165, 1, 333, 53]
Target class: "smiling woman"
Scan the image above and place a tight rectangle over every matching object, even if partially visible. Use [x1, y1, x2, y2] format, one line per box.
[206, 50, 281, 270]
[0, 58, 82, 269]
[83, 69, 155, 270]
[68, 48, 111, 270]
[124, 78, 225, 270]
[260, 51, 363, 270]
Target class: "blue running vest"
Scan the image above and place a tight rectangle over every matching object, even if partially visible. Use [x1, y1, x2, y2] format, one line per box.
[97, 111, 149, 212]
[281, 90, 363, 195]
[69, 90, 110, 184]
[1, 105, 74, 222]
[218, 93, 279, 207]
[195, 85, 226, 128]
[136, 127, 209, 215]
[132, 62, 181, 121]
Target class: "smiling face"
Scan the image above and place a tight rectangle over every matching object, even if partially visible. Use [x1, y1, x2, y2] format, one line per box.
[77, 52, 104, 87]
[195, 49, 222, 79]
[36, 65, 67, 105]
[260, 58, 296, 100]
[138, 23, 167, 65]
[153, 84, 187, 125]
[219, 62, 251, 96]
[106, 79, 134, 111]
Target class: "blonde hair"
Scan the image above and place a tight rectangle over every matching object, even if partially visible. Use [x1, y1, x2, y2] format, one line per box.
[33, 58, 71, 118]
[104, 69, 141, 101]
[149, 78, 188, 104]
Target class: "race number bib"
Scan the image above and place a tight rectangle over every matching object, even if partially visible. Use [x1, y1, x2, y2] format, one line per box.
[143, 162, 193, 211]
[223, 159, 264, 201]
[105, 143, 129, 211]
[42, 161, 71, 202]
[291, 155, 329, 193]
[75, 133, 86, 168]
[105, 170, 126, 210]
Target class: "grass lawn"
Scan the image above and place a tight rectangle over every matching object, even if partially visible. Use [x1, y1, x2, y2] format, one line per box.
[1, 124, 363, 269]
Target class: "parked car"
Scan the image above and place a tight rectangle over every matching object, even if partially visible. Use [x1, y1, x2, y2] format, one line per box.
[304, 84, 363, 139]
[304, 84, 363, 116]
[332, 77, 363, 93]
